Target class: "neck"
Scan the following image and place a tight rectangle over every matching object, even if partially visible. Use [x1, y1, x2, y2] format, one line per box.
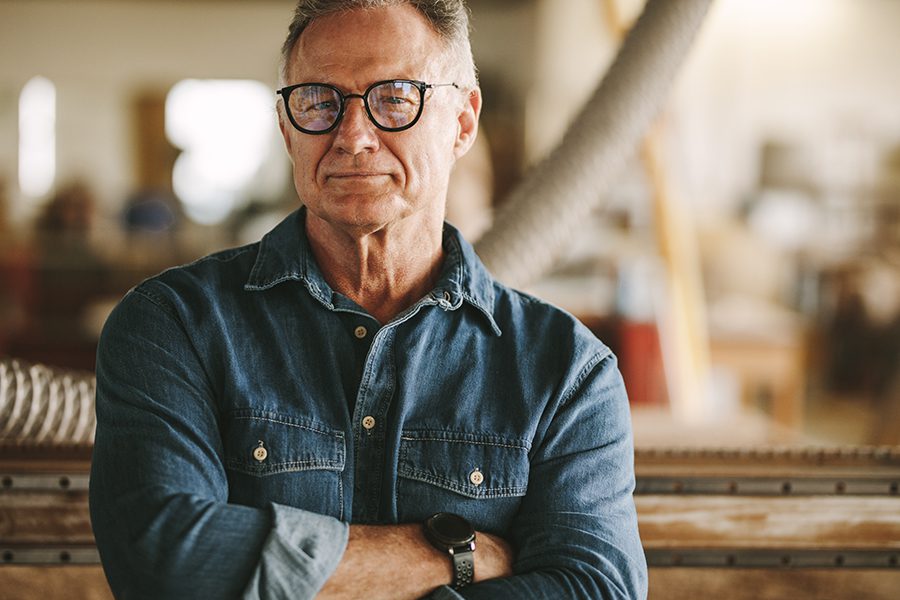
[305, 212, 445, 324]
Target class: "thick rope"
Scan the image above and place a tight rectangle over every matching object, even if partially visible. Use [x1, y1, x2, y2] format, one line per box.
[475, 0, 714, 288]
[0, 358, 96, 444]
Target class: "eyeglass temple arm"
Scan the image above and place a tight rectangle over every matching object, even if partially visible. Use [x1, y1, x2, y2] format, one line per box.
[425, 83, 460, 90]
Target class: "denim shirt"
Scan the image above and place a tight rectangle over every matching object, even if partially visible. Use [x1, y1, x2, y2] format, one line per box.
[89, 209, 647, 599]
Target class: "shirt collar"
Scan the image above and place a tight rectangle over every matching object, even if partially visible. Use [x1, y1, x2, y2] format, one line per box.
[244, 208, 501, 336]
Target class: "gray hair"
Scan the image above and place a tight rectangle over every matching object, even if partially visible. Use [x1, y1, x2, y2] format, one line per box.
[279, 0, 478, 89]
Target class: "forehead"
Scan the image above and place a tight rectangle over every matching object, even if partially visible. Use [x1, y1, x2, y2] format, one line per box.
[289, 4, 446, 84]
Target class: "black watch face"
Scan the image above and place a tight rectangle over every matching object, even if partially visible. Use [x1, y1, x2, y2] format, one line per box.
[428, 513, 474, 544]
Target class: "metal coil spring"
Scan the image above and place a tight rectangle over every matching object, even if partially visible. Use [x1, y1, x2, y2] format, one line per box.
[0, 358, 96, 444]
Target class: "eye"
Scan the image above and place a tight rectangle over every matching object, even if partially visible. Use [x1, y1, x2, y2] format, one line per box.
[291, 86, 340, 114]
[309, 100, 337, 111]
[383, 95, 412, 106]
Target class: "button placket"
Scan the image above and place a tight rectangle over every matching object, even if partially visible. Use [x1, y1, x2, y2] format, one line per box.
[351, 327, 394, 521]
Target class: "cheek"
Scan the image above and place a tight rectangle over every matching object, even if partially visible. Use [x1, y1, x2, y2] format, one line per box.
[401, 128, 457, 189]
[290, 141, 327, 186]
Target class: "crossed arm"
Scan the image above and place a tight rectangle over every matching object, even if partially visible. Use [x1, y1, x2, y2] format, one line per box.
[89, 290, 646, 599]
[317, 525, 513, 599]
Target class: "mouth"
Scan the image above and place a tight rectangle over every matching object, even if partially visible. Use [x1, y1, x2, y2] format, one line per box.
[326, 172, 390, 180]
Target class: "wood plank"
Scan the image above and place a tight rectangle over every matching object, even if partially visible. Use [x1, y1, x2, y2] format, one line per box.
[648, 568, 900, 600]
[0, 492, 92, 544]
[637, 495, 900, 549]
[1, 565, 897, 600]
[635, 446, 900, 470]
[0, 566, 112, 600]
[0, 442, 93, 468]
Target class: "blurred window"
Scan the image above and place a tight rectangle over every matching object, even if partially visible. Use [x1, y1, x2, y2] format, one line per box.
[165, 79, 278, 225]
[18, 76, 56, 199]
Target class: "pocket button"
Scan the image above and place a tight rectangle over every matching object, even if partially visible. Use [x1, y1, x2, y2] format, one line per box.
[253, 443, 268, 462]
[469, 469, 484, 486]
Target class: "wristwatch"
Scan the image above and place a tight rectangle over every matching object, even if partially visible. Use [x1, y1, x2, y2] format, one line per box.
[423, 512, 476, 589]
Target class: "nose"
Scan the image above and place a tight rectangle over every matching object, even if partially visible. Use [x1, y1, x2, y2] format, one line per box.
[333, 96, 379, 155]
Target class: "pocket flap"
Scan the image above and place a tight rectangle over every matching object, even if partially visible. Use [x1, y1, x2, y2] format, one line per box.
[224, 409, 345, 476]
[398, 431, 529, 499]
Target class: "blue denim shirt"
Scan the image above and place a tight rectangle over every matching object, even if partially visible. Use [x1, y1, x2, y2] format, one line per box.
[89, 209, 647, 599]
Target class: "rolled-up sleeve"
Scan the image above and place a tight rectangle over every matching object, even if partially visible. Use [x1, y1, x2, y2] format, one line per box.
[429, 352, 647, 599]
[89, 287, 348, 599]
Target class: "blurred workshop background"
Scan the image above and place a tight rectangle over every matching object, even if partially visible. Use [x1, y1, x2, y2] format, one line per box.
[1, 0, 898, 449]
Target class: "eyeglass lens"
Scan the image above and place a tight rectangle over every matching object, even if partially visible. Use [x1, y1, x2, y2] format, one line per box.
[287, 81, 423, 132]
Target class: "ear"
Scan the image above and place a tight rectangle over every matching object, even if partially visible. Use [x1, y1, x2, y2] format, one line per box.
[277, 105, 295, 160]
[453, 86, 482, 161]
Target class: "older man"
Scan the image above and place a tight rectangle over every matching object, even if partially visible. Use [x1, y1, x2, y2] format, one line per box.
[89, 1, 647, 598]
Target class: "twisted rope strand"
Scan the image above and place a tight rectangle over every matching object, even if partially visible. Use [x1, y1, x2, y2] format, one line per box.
[0, 358, 96, 444]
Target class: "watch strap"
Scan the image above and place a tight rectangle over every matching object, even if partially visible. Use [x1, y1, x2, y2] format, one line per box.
[451, 546, 475, 589]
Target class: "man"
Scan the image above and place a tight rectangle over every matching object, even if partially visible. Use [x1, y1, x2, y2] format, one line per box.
[89, 1, 647, 598]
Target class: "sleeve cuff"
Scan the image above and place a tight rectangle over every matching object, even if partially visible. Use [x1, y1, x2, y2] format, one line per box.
[242, 503, 349, 600]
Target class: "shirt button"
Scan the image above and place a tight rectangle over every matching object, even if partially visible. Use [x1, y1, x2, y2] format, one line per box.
[362, 415, 376, 430]
[469, 469, 484, 486]
[443, 291, 451, 302]
[354, 326, 368, 339]
[253, 444, 268, 462]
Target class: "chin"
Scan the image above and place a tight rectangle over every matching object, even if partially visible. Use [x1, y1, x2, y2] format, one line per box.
[311, 205, 410, 236]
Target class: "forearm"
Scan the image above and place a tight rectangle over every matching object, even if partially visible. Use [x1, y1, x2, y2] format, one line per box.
[91, 292, 351, 599]
[91, 468, 349, 599]
[317, 524, 513, 600]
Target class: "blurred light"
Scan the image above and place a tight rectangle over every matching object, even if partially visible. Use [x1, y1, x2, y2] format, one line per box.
[18, 76, 56, 199]
[747, 189, 821, 252]
[166, 79, 274, 225]
[721, 0, 843, 30]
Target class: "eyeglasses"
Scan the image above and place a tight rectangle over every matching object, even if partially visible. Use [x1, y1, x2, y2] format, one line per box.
[276, 79, 459, 135]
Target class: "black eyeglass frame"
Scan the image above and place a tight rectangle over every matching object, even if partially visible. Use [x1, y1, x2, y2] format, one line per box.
[276, 79, 459, 135]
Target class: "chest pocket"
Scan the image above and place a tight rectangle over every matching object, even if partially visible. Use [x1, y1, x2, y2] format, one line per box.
[224, 409, 345, 519]
[397, 430, 530, 532]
